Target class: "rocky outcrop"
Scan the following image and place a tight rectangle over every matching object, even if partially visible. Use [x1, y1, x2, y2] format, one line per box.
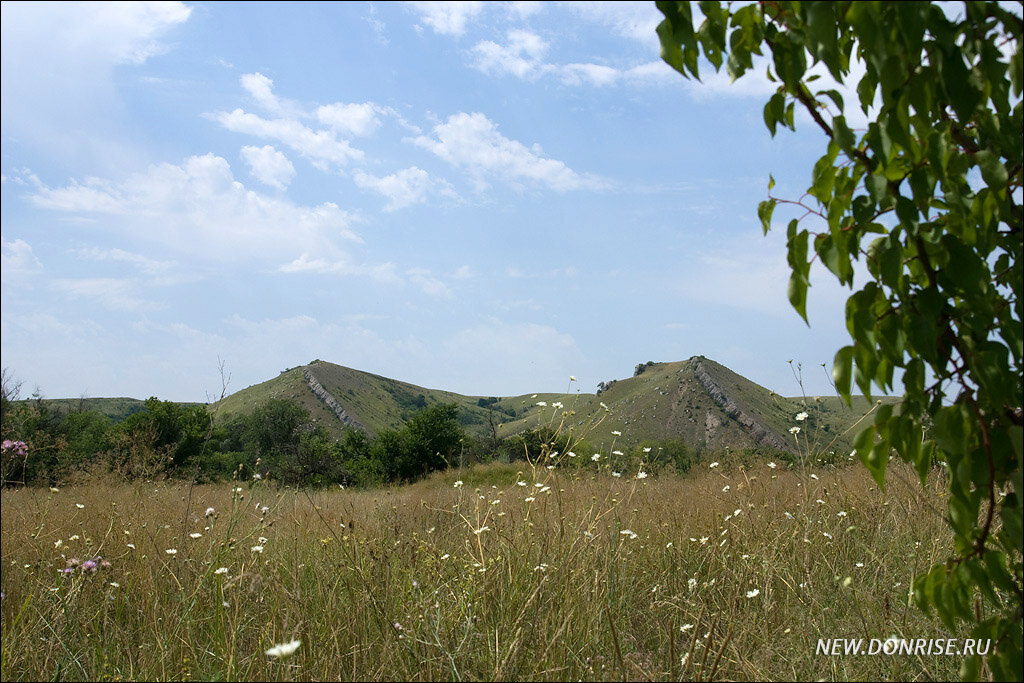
[304, 367, 365, 432]
[694, 361, 793, 452]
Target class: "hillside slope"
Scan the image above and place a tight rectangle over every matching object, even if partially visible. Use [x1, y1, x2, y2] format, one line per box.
[214, 360, 520, 439]
[213, 357, 891, 455]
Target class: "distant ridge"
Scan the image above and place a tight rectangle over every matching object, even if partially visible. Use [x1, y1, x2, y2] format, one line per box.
[210, 356, 895, 455]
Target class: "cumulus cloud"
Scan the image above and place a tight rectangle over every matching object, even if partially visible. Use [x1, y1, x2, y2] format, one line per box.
[467, 27, 676, 88]
[240, 72, 284, 114]
[407, 1, 484, 36]
[559, 62, 620, 87]
[240, 145, 296, 189]
[316, 102, 386, 137]
[410, 112, 605, 191]
[211, 108, 364, 168]
[565, 1, 664, 49]
[353, 166, 457, 211]
[471, 29, 549, 79]
[28, 154, 360, 261]
[1, 2, 192, 170]
[1, 237, 44, 281]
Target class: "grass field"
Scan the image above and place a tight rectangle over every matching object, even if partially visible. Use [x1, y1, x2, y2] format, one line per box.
[0, 454, 973, 681]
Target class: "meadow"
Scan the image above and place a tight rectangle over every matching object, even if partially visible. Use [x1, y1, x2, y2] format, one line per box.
[0, 456, 971, 681]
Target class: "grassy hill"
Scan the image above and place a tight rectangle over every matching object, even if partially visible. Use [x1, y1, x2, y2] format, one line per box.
[14, 397, 154, 423]
[213, 361, 521, 439]
[211, 357, 897, 456]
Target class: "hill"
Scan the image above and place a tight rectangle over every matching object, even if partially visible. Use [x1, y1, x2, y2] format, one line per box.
[212, 357, 896, 456]
[13, 397, 151, 423]
[213, 360, 521, 440]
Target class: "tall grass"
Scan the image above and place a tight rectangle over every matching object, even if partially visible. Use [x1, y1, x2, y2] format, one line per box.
[0, 455, 969, 681]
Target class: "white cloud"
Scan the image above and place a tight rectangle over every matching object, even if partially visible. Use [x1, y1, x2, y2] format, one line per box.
[506, 1, 543, 19]
[1, 238, 43, 281]
[467, 28, 676, 88]
[240, 145, 296, 190]
[471, 29, 549, 79]
[406, 268, 452, 298]
[211, 109, 364, 167]
[50, 278, 152, 313]
[74, 247, 198, 286]
[278, 255, 453, 298]
[1, 2, 191, 171]
[352, 166, 457, 211]
[2, 2, 192, 67]
[559, 62, 620, 87]
[407, 1, 484, 36]
[277, 253, 401, 284]
[410, 112, 605, 191]
[565, 1, 664, 49]
[28, 155, 360, 261]
[316, 102, 386, 137]
[240, 72, 283, 113]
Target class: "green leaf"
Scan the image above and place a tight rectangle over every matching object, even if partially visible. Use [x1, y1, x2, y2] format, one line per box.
[788, 272, 809, 325]
[758, 198, 776, 235]
[763, 91, 786, 136]
[974, 150, 1008, 192]
[833, 345, 854, 403]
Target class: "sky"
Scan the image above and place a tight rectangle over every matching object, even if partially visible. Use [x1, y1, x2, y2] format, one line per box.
[2, 1, 888, 403]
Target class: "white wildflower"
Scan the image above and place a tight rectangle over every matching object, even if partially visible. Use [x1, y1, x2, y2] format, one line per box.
[165, 548, 177, 555]
[746, 588, 761, 598]
[709, 461, 720, 468]
[620, 529, 638, 539]
[795, 412, 808, 421]
[636, 471, 648, 479]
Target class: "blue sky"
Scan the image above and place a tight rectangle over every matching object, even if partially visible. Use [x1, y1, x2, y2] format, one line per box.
[2, 1, 875, 402]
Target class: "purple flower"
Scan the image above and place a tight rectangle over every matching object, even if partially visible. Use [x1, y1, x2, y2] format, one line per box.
[1, 440, 28, 457]
[81, 560, 98, 573]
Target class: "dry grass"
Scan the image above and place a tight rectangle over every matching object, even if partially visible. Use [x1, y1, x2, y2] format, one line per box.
[1, 459, 966, 681]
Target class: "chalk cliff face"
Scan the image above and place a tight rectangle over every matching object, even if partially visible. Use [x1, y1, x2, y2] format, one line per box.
[693, 360, 793, 452]
[303, 367, 364, 432]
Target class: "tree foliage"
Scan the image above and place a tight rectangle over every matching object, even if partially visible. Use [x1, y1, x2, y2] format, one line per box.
[656, 1, 1021, 677]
